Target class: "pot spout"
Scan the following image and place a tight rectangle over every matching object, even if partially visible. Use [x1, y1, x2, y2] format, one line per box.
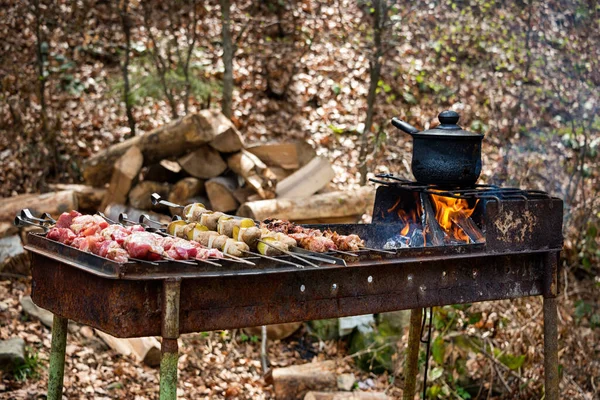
[391, 117, 419, 135]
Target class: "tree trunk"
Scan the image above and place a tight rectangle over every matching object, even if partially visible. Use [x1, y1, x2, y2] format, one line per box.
[358, 0, 387, 186]
[220, 0, 233, 118]
[237, 186, 375, 221]
[120, 0, 136, 137]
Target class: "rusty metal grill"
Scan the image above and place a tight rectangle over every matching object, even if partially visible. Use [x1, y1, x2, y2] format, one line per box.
[24, 180, 564, 400]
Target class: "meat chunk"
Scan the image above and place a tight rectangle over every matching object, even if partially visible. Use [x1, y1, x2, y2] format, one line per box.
[47, 227, 77, 245]
[70, 215, 109, 236]
[123, 231, 164, 260]
[56, 211, 82, 229]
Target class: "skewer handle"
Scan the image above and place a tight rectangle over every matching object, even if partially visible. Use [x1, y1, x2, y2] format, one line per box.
[151, 193, 184, 209]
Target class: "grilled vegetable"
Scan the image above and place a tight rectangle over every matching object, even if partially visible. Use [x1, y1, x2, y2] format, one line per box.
[186, 224, 249, 257]
[256, 237, 287, 256]
[232, 225, 262, 248]
[182, 203, 207, 221]
[199, 211, 224, 230]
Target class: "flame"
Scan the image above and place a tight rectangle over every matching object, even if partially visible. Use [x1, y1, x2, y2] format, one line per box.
[430, 195, 477, 242]
[397, 209, 418, 236]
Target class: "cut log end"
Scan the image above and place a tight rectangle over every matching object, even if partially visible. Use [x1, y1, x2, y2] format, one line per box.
[205, 176, 240, 212]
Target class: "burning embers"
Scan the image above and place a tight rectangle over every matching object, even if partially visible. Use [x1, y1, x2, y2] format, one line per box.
[384, 193, 485, 249]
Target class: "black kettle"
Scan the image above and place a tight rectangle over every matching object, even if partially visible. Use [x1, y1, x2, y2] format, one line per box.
[391, 110, 484, 187]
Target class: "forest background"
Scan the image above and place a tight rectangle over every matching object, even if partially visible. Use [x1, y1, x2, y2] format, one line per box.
[0, 0, 598, 399]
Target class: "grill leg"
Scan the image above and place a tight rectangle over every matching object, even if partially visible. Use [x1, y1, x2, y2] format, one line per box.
[159, 339, 179, 399]
[159, 279, 181, 400]
[543, 296, 559, 400]
[403, 308, 422, 399]
[47, 315, 68, 400]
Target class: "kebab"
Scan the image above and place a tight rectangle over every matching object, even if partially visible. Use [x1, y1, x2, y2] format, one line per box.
[176, 202, 294, 256]
[45, 211, 224, 263]
[263, 219, 367, 253]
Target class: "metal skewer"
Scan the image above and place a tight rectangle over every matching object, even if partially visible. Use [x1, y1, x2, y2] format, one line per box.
[241, 250, 304, 268]
[289, 247, 346, 266]
[97, 211, 118, 225]
[257, 239, 321, 268]
[151, 193, 184, 209]
[328, 249, 359, 257]
[359, 246, 396, 255]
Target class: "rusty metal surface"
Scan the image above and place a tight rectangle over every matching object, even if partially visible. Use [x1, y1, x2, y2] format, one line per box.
[31, 249, 559, 337]
[484, 199, 563, 252]
[543, 296, 560, 400]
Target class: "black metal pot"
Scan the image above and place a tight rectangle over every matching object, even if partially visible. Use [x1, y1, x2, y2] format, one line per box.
[391, 110, 484, 187]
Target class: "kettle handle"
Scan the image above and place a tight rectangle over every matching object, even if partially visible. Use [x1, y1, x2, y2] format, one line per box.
[391, 117, 419, 135]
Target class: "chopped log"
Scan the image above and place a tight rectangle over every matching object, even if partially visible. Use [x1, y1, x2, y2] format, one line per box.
[48, 184, 106, 212]
[227, 151, 277, 199]
[128, 181, 170, 210]
[304, 392, 389, 400]
[83, 110, 233, 186]
[246, 141, 316, 170]
[178, 145, 227, 179]
[232, 187, 257, 205]
[0, 223, 18, 239]
[276, 157, 335, 199]
[209, 118, 245, 153]
[141, 160, 184, 183]
[273, 361, 336, 400]
[104, 203, 171, 226]
[168, 178, 206, 215]
[293, 215, 362, 224]
[205, 176, 240, 212]
[0, 190, 78, 223]
[94, 330, 161, 367]
[243, 322, 302, 341]
[100, 146, 144, 212]
[270, 167, 294, 181]
[419, 193, 446, 246]
[237, 187, 375, 222]
[452, 211, 485, 244]
[0, 235, 30, 276]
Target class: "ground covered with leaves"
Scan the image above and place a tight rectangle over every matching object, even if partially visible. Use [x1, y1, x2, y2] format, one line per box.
[1, 0, 599, 398]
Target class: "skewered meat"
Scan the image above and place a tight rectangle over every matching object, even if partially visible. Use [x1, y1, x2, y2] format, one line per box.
[123, 231, 164, 261]
[160, 236, 198, 260]
[288, 232, 337, 252]
[97, 240, 129, 263]
[56, 210, 82, 229]
[70, 215, 109, 236]
[101, 224, 144, 244]
[47, 227, 77, 245]
[324, 231, 365, 252]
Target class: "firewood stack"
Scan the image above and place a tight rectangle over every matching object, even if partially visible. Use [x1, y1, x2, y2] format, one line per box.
[0, 110, 376, 275]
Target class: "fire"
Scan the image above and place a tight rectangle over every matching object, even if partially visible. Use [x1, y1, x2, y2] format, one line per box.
[430, 194, 477, 243]
[397, 209, 416, 236]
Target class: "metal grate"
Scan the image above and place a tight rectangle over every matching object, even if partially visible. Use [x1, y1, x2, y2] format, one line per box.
[369, 174, 551, 202]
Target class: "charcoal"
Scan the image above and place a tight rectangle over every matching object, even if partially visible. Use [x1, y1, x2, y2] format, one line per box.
[383, 234, 409, 250]
[408, 228, 425, 247]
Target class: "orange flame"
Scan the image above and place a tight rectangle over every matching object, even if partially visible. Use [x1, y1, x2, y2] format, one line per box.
[397, 209, 418, 236]
[430, 195, 477, 242]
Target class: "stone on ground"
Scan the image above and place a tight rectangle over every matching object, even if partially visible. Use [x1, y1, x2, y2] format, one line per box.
[0, 338, 25, 371]
[20, 296, 53, 328]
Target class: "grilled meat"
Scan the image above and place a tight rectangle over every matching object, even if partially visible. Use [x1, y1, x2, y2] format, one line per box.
[324, 231, 365, 252]
[123, 231, 165, 261]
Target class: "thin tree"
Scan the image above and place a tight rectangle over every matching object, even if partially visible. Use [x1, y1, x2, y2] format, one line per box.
[143, 2, 179, 119]
[119, 0, 136, 136]
[220, 0, 233, 118]
[358, 0, 391, 186]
